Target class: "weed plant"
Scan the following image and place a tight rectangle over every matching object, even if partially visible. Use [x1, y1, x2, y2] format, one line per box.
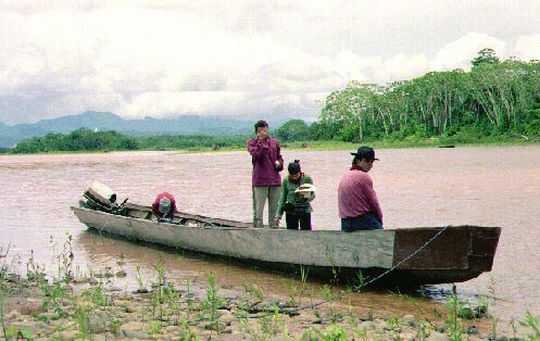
[199, 273, 225, 332]
[520, 311, 540, 340]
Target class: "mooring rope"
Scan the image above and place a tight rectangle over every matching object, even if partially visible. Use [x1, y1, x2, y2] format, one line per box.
[236, 224, 454, 319]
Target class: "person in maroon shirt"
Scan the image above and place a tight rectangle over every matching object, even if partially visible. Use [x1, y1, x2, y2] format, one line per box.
[338, 146, 383, 231]
[247, 120, 284, 227]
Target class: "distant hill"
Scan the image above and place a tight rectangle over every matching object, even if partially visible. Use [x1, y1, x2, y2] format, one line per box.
[0, 111, 287, 148]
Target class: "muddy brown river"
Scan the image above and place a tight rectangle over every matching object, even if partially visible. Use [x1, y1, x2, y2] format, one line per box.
[1, 146, 539, 329]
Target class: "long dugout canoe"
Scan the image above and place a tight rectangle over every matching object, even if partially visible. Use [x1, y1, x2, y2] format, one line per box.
[71, 204, 501, 285]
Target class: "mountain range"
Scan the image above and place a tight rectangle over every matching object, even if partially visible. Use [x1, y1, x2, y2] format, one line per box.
[0, 111, 287, 148]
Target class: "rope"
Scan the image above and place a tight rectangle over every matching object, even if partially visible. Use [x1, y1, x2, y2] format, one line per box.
[236, 225, 454, 319]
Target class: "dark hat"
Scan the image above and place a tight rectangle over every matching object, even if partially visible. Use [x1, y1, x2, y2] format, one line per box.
[350, 146, 379, 160]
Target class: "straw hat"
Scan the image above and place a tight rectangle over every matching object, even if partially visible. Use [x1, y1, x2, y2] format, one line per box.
[295, 184, 316, 193]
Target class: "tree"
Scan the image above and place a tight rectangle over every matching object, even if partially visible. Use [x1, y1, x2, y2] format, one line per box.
[275, 119, 311, 141]
[471, 48, 500, 68]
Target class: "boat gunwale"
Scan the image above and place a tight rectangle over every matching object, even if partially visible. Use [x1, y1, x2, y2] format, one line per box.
[71, 206, 501, 234]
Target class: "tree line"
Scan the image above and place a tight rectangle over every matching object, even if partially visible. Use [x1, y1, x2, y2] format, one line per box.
[9, 128, 248, 154]
[309, 49, 540, 142]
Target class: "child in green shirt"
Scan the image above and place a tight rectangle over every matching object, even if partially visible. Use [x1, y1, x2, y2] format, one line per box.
[275, 160, 315, 230]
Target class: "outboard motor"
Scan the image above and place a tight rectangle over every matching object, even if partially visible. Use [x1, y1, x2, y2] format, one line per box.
[81, 181, 127, 213]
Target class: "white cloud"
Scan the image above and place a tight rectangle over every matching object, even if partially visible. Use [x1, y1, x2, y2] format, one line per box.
[431, 33, 507, 71]
[514, 34, 540, 61]
[0, 1, 539, 124]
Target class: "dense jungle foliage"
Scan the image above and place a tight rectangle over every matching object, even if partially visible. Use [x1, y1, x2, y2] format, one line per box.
[6, 49, 539, 154]
[310, 49, 540, 143]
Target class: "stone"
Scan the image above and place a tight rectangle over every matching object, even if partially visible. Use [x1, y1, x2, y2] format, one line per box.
[358, 321, 376, 330]
[376, 320, 389, 330]
[427, 330, 450, 340]
[120, 320, 147, 331]
[400, 332, 417, 341]
[58, 330, 79, 341]
[7, 310, 21, 319]
[88, 315, 109, 333]
[402, 314, 417, 327]
[122, 329, 152, 339]
[133, 288, 149, 294]
[467, 325, 479, 335]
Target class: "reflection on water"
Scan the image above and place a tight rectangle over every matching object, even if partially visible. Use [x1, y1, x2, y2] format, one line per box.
[1, 146, 540, 326]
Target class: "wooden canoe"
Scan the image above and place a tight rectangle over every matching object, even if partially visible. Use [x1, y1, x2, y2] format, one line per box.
[71, 203, 501, 285]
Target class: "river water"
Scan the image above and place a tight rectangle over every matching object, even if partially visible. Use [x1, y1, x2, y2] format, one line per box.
[1, 146, 539, 328]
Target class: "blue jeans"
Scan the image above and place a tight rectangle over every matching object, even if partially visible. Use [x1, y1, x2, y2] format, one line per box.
[341, 212, 382, 232]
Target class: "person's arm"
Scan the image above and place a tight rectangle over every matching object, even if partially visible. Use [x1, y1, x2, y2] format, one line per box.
[276, 178, 288, 220]
[247, 138, 268, 161]
[363, 177, 383, 225]
[275, 141, 284, 171]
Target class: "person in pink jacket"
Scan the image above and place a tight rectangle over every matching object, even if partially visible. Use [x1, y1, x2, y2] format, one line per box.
[338, 146, 383, 231]
[247, 120, 284, 227]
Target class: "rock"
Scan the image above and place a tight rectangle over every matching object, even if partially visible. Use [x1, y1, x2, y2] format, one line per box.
[376, 320, 389, 330]
[402, 314, 417, 327]
[374, 328, 386, 335]
[201, 322, 221, 331]
[7, 310, 21, 319]
[358, 321, 376, 330]
[58, 330, 79, 341]
[120, 321, 147, 331]
[427, 330, 450, 340]
[166, 326, 181, 334]
[88, 314, 109, 333]
[133, 288, 149, 294]
[92, 333, 115, 341]
[359, 311, 375, 321]
[122, 329, 152, 339]
[488, 336, 520, 341]
[221, 316, 234, 326]
[467, 326, 479, 335]
[400, 332, 417, 341]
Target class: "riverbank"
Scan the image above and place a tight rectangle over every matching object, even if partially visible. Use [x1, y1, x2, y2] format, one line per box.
[2, 251, 537, 340]
[2, 133, 539, 155]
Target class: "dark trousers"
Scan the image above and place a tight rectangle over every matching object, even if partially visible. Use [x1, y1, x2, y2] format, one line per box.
[341, 212, 382, 232]
[286, 213, 312, 231]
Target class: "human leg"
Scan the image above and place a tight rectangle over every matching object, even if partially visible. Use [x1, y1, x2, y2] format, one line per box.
[267, 185, 281, 228]
[341, 217, 359, 232]
[285, 213, 300, 230]
[358, 212, 383, 230]
[299, 213, 311, 231]
[252, 186, 269, 227]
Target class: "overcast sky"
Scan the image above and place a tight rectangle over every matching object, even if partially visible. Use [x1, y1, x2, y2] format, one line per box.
[1, 0, 539, 125]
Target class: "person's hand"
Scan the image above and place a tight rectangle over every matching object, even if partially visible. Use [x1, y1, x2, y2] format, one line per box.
[256, 127, 268, 139]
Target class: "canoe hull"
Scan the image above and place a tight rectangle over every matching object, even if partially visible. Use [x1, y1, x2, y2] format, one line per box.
[71, 206, 500, 285]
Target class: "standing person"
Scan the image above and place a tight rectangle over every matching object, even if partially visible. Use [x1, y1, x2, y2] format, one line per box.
[247, 120, 284, 228]
[338, 146, 383, 232]
[275, 160, 315, 230]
